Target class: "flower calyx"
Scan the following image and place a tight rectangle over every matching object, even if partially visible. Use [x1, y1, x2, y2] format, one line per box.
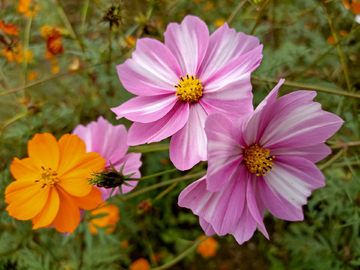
[88, 161, 135, 190]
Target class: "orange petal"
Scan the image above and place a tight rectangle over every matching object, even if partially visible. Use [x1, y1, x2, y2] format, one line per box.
[352, 0, 360, 14]
[72, 187, 103, 210]
[58, 169, 93, 197]
[57, 134, 86, 175]
[52, 187, 81, 233]
[6, 184, 50, 220]
[32, 187, 60, 229]
[28, 133, 60, 171]
[5, 179, 38, 203]
[10, 157, 39, 180]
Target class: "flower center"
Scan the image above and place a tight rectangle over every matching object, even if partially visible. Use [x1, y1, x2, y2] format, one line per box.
[243, 145, 275, 176]
[174, 74, 203, 103]
[35, 167, 59, 188]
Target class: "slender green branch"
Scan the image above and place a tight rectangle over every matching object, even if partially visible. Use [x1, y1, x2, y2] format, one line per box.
[132, 168, 178, 181]
[81, 0, 90, 39]
[142, 226, 158, 267]
[252, 76, 360, 98]
[122, 171, 206, 201]
[150, 236, 210, 270]
[0, 112, 28, 140]
[227, 0, 247, 26]
[296, 3, 321, 17]
[250, 0, 270, 35]
[129, 144, 169, 153]
[330, 141, 360, 149]
[22, 16, 32, 89]
[153, 183, 178, 202]
[318, 150, 343, 171]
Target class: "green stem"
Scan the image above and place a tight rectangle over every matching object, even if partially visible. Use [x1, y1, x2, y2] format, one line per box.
[23, 16, 32, 88]
[133, 168, 178, 181]
[250, 0, 270, 35]
[122, 171, 206, 201]
[150, 236, 210, 270]
[107, 24, 112, 73]
[252, 76, 360, 98]
[0, 111, 28, 140]
[142, 226, 158, 267]
[129, 144, 169, 153]
[153, 183, 178, 202]
[81, 0, 90, 39]
[227, 0, 247, 26]
[330, 141, 360, 149]
[318, 150, 343, 171]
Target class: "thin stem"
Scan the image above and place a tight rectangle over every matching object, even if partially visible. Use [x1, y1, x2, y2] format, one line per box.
[0, 68, 19, 103]
[142, 226, 158, 267]
[22, 16, 32, 89]
[153, 183, 178, 202]
[250, 0, 270, 35]
[252, 76, 360, 99]
[227, 0, 247, 26]
[54, 0, 84, 52]
[132, 168, 178, 181]
[318, 150, 343, 171]
[129, 144, 169, 153]
[330, 141, 360, 149]
[122, 171, 206, 201]
[0, 111, 28, 140]
[322, 1, 351, 92]
[81, 0, 90, 39]
[107, 24, 112, 73]
[150, 236, 210, 270]
[295, 3, 321, 17]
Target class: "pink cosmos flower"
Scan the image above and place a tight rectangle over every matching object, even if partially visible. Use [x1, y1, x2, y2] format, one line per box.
[178, 79, 344, 244]
[111, 15, 263, 171]
[73, 116, 142, 201]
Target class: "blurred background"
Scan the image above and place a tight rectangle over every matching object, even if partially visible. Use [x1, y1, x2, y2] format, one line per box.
[1, 0, 360, 269]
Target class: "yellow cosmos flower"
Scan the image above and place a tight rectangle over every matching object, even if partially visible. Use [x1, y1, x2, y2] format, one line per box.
[5, 133, 105, 233]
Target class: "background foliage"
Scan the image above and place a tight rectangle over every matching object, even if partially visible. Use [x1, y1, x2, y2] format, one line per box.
[0, 0, 360, 269]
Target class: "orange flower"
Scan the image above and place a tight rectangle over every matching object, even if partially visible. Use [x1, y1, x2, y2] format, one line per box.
[27, 70, 41, 81]
[125, 35, 136, 49]
[327, 36, 335, 44]
[5, 133, 105, 233]
[2, 42, 33, 63]
[41, 25, 64, 55]
[197, 236, 218, 258]
[18, 0, 40, 18]
[204, 1, 214, 10]
[343, 0, 351, 10]
[130, 258, 150, 270]
[88, 202, 120, 235]
[0, 20, 19, 36]
[214, 18, 226, 28]
[351, 0, 360, 14]
[340, 30, 348, 37]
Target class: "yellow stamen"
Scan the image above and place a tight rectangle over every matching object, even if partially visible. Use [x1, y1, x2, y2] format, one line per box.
[174, 74, 203, 103]
[243, 145, 275, 176]
[36, 167, 59, 188]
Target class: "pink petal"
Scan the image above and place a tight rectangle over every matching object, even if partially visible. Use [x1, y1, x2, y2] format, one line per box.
[73, 116, 129, 162]
[246, 174, 268, 239]
[170, 104, 207, 171]
[199, 75, 253, 122]
[127, 101, 189, 145]
[202, 45, 263, 90]
[178, 167, 246, 236]
[270, 143, 331, 163]
[199, 217, 216, 236]
[258, 156, 325, 221]
[198, 22, 260, 82]
[205, 113, 243, 192]
[117, 38, 181, 96]
[164, 15, 209, 76]
[111, 94, 178, 123]
[239, 79, 284, 146]
[229, 203, 257, 245]
[258, 90, 344, 149]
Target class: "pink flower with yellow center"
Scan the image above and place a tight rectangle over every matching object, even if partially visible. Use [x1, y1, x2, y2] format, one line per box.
[111, 15, 263, 171]
[73, 116, 142, 201]
[179, 79, 344, 244]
